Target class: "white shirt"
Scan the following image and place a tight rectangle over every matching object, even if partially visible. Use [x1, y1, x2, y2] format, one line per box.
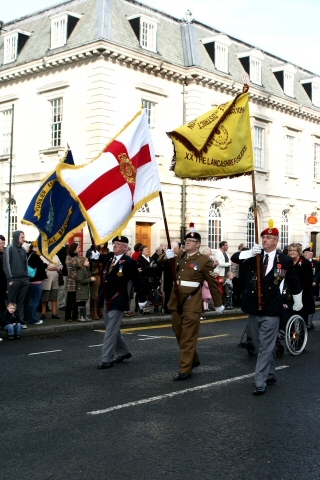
[263, 249, 276, 276]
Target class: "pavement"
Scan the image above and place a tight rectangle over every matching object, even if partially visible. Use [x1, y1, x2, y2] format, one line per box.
[14, 305, 246, 337]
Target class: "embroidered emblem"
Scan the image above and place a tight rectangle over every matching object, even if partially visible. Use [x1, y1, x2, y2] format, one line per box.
[211, 125, 232, 150]
[118, 153, 136, 184]
[191, 232, 194, 237]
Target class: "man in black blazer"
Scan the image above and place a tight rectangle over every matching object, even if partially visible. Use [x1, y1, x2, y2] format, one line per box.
[91, 236, 147, 369]
[231, 225, 302, 395]
[303, 246, 320, 330]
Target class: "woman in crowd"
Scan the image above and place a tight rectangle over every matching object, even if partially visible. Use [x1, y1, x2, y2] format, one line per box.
[135, 245, 156, 312]
[27, 242, 47, 325]
[40, 251, 62, 320]
[65, 242, 80, 322]
[288, 242, 315, 327]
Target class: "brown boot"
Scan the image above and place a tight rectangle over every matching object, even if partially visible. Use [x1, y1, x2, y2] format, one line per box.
[92, 299, 99, 320]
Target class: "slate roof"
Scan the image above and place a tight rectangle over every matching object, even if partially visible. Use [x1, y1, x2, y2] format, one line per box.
[0, 0, 318, 111]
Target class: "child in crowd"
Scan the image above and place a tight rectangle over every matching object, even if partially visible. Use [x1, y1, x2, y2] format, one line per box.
[1, 302, 22, 340]
[202, 280, 212, 312]
[75, 257, 96, 322]
[224, 271, 234, 310]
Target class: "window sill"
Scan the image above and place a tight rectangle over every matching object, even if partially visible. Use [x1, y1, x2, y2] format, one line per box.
[39, 147, 65, 156]
[284, 174, 299, 180]
[0, 154, 10, 161]
[254, 167, 269, 174]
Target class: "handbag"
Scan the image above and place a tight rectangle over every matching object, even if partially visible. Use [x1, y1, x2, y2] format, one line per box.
[58, 271, 64, 286]
[27, 252, 37, 279]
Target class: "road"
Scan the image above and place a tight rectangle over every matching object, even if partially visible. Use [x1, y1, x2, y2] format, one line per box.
[2, 312, 320, 480]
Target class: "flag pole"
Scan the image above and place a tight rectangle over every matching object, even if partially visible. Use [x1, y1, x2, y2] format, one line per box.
[159, 191, 182, 313]
[88, 224, 97, 253]
[251, 171, 263, 310]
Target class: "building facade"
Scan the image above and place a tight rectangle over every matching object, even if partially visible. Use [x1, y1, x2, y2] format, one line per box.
[1, 0, 320, 254]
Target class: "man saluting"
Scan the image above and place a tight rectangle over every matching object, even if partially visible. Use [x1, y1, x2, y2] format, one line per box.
[91, 236, 147, 369]
[231, 223, 302, 395]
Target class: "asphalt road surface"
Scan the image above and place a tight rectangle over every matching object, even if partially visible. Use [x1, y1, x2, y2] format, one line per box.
[2, 311, 320, 480]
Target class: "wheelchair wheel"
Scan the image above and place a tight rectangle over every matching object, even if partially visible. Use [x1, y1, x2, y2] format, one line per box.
[285, 314, 308, 355]
[138, 308, 144, 315]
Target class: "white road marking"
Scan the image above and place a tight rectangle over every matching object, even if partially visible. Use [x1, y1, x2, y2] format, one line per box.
[87, 366, 289, 415]
[87, 344, 103, 348]
[137, 334, 163, 340]
[28, 350, 62, 356]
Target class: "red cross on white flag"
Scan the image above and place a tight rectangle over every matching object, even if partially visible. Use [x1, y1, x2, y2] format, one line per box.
[56, 109, 162, 243]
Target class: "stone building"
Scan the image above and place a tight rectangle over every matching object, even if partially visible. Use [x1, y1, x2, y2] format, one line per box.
[1, 0, 320, 254]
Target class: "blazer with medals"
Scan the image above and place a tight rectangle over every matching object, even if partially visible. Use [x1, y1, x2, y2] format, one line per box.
[99, 253, 146, 311]
[231, 250, 301, 316]
[164, 251, 223, 313]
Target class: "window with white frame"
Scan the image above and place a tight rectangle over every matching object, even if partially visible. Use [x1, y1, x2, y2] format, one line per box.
[314, 142, 320, 180]
[128, 15, 158, 53]
[138, 203, 150, 213]
[50, 98, 63, 147]
[284, 71, 294, 97]
[250, 57, 261, 85]
[215, 43, 228, 73]
[3, 30, 31, 64]
[0, 109, 13, 155]
[246, 207, 255, 248]
[280, 211, 289, 248]
[142, 99, 156, 129]
[254, 126, 265, 168]
[50, 12, 81, 49]
[312, 84, 320, 108]
[285, 134, 295, 175]
[208, 203, 222, 250]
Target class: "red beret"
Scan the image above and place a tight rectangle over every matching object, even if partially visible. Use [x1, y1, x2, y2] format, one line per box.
[260, 227, 279, 237]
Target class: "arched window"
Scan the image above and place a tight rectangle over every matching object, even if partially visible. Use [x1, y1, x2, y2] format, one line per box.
[138, 203, 150, 213]
[247, 207, 255, 248]
[281, 211, 289, 249]
[208, 203, 221, 249]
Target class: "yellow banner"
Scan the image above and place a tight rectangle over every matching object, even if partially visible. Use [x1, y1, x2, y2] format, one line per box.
[167, 92, 254, 180]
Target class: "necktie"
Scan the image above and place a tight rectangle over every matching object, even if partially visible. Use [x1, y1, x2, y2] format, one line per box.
[262, 254, 269, 277]
[108, 257, 117, 272]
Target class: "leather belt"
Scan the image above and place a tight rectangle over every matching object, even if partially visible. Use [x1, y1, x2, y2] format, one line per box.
[105, 289, 126, 311]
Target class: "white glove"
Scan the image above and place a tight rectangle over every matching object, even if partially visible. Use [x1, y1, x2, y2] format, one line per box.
[90, 251, 100, 260]
[138, 301, 148, 309]
[215, 305, 225, 314]
[292, 292, 303, 311]
[166, 249, 174, 259]
[239, 244, 262, 259]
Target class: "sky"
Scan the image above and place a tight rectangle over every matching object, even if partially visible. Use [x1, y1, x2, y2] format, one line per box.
[1, 0, 320, 74]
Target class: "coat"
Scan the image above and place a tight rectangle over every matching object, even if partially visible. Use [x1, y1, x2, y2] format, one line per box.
[41, 255, 62, 291]
[214, 249, 231, 277]
[75, 266, 92, 301]
[231, 249, 301, 316]
[166, 251, 223, 313]
[99, 253, 146, 311]
[27, 251, 47, 282]
[293, 256, 315, 318]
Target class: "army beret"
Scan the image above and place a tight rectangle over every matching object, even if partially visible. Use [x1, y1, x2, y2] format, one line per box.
[302, 247, 313, 253]
[260, 227, 279, 237]
[112, 235, 129, 244]
[185, 231, 201, 241]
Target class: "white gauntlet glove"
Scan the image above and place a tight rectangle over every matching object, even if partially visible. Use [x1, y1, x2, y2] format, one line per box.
[215, 305, 225, 314]
[239, 244, 262, 259]
[90, 251, 100, 260]
[292, 292, 303, 311]
[138, 301, 148, 309]
[166, 249, 174, 259]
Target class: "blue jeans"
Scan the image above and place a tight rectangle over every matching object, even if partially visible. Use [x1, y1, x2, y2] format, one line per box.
[4, 323, 22, 337]
[28, 283, 43, 324]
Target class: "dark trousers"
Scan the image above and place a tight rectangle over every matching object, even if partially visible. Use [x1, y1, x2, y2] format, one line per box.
[65, 291, 78, 321]
[7, 278, 29, 324]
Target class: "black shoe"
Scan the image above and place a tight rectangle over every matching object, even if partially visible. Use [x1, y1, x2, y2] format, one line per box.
[173, 372, 191, 381]
[14, 335, 21, 340]
[52, 314, 60, 319]
[307, 324, 314, 332]
[97, 362, 114, 369]
[40, 314, 46, 320]
[192, 360, 200, 369]
[266, 378, 277, 386]
[253, 386, 266, 395]
[8, 336, 14, 341]
[114, 353, 132, 363]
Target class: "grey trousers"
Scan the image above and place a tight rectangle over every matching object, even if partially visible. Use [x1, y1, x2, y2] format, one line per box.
[248, 314, 279, 388]
[101, 306, 130, 363]
[7, 279, 29, 323]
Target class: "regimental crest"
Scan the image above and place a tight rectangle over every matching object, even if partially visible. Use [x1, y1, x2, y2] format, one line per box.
[212, 125, 232, 150]
[119, 153, 136, 184]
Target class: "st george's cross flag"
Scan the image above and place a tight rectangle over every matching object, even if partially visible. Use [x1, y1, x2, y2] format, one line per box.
[56, 109, 162, 244]
[22, 149, 86, 260]
[167, 91, 254, 180]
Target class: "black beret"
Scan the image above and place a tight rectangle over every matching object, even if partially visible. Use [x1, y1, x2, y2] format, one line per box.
[303, 247, 313, 253]
[185, 231, 201, 241]
[112, 235, 129, 244]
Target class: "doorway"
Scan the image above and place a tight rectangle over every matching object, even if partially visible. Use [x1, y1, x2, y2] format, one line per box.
[136, 222, 152, 251]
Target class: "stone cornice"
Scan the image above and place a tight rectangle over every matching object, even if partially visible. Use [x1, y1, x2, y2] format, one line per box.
[0, 40, 320, 123]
